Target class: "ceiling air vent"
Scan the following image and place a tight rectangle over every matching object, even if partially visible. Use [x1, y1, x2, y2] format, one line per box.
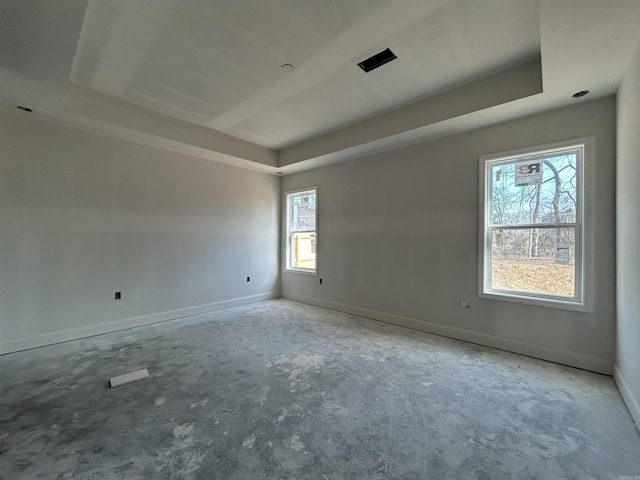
[357, 48, 397, 73]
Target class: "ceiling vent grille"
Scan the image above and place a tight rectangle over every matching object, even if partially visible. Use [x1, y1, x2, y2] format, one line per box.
[357, 48, 397, 73]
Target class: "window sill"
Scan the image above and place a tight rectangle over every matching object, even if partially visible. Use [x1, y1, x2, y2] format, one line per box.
[479, 290, 591, 313]
[284, 268, 317, 276]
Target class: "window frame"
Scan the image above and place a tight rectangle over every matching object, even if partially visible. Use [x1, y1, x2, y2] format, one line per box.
[478, 138, 593, 312]
[285, 186, 318, 275]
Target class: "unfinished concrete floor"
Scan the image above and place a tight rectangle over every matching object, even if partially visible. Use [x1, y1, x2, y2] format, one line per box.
[0, 299, 638, 479]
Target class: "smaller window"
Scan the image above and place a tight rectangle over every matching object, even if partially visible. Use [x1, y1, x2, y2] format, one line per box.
[285, 187, 317, 274]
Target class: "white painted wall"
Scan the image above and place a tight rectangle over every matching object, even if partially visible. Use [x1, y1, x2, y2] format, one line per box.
[0, 112, 280, 354]
[282, 97, 616, 374]
[615, 43, 640, 425]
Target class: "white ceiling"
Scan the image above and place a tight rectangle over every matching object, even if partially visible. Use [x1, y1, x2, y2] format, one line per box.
[1, 0, 640, 174]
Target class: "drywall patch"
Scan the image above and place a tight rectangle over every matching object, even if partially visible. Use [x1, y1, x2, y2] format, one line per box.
[242, 433, 256, 449]
[266, 352, 325, 392]
[290, 434, 305, 452]
[190, 399, 208, 409]
[173, 423, 194, 439]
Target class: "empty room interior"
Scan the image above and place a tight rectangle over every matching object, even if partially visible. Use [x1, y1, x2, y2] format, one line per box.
[2, 0, 640, 478]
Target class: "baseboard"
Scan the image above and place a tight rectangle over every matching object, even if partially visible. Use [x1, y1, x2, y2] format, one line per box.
[614, 365, 640, 429]
[0, 292, 279, 355]
[282, 292, 613, 375]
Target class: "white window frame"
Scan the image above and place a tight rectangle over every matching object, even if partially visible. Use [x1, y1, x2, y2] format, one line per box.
[478, 138, 593, 312]
[285, 187, 318, 275]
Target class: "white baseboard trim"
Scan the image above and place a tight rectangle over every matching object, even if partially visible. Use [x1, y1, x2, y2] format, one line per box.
[614, 364, 640, 429]
[282, 292, 613, 375]
[0, 292, 280, 355]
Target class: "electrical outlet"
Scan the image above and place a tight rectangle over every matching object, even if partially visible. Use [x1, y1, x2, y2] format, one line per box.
[115, 292, 122, 300]
[459, 298, 470, 308]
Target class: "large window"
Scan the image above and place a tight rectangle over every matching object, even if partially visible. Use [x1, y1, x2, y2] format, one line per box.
[285, 187, 317, 274]
[479, 138, 592, 311]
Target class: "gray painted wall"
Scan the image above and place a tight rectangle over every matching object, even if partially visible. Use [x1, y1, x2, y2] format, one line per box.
[282, 97, 616, 374]
[616, 43, 640, 424]
[0, 112, 280, 354]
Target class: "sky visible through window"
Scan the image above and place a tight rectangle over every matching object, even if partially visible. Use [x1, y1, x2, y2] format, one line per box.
[491, 153, 577, 227]
[489, 153, 578, 297]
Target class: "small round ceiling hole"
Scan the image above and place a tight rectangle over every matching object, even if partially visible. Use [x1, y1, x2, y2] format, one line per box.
[16, 105, 33, 112]
[281, 63, 294, 72]
[572, 90, 589, 98]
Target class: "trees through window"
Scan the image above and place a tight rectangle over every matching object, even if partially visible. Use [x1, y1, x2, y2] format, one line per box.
[479, 139, 591, 310]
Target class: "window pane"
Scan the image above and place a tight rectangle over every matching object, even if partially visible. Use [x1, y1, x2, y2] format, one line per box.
[291, 193, 316, 231]
[291, 232, 316, 269]
[490, 153, 578, 225]
[490, 227, 575, 297]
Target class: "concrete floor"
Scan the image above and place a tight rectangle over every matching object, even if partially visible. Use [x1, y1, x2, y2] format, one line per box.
[0, 299, 638, 479]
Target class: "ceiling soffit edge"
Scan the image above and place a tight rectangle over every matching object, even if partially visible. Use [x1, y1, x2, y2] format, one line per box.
[278, 57, 543, 167]
[64, 56, 543, 172]
[64, 84, 278, 168]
